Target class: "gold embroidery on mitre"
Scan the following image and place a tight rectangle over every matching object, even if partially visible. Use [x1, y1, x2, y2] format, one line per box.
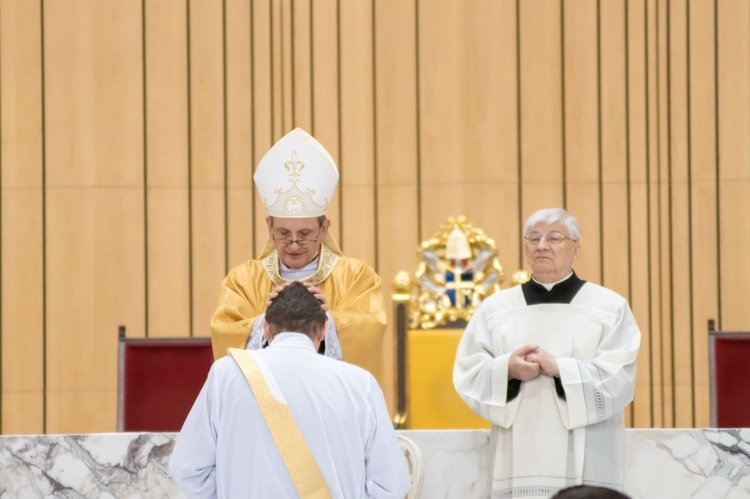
[263, 150, 330, 217]
[262, 245, 339, 287]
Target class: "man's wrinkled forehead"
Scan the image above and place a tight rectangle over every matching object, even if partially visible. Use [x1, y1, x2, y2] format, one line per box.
[530, 220, 571, 235]
[270, 217, 320, 229]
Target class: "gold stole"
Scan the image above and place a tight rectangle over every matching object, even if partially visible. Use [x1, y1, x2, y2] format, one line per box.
[262, 244, 339, 286]
[229, 348, 332, 499]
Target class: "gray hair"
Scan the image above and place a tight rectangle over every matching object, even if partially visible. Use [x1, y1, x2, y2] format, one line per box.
[523, 208, 581, 243]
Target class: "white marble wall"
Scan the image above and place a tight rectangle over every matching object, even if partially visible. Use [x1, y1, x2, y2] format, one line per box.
[1, 429, 748, 498]
[0, 433, 180, 498]
[399, 429, 750, 499]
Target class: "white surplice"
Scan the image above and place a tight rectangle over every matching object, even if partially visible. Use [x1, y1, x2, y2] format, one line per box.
[453, 281, 641, 498]
[170, 333, 410, 499]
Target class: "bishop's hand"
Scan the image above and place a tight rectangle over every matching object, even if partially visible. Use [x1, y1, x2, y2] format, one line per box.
[266, 281, 328, 312]
[302, 282, 328, 312]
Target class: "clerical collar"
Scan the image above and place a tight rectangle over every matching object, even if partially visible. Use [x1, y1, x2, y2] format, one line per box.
[532, 271, 574, 291]
[522, 270, 586, 305]
[280, 254, 319, 281]
[268, 332, 317, 352]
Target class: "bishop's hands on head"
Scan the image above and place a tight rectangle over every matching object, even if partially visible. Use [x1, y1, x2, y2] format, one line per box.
[210, 128, 388, 387]
[266, 281, 328, 312]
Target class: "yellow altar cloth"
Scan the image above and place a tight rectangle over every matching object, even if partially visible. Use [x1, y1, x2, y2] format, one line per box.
[407, 329, 490, 429]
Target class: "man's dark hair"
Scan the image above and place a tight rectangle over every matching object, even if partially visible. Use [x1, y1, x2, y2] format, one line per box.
[265, 281, 327, 338]
[551, 485, 631, 499]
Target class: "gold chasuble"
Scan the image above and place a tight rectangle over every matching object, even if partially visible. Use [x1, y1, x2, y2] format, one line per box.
[210, 240, 387, 387]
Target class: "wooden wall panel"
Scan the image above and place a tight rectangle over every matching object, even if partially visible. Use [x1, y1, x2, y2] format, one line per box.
[90, 0, 145, 426]
[310, 0, 341, 244]
[225, 0, 254, 269]
[1, 192, 44, 434]
[291, 0, 313, 132]
[687, 0, 718, 429]
[271, 0, 283, 141]
[3, 0, 750, 433]
[599, 0, 632, 411]
[562, 0, 601, 284]
[0, 0, 45, 434]
[468, 0, 521, 272]
[418, 0, 462, 234]
[145, 0, 190, 338]
[645, 0, 664, 427]
[44, 0, 144, 433]
[94, 189, 145, 388]
[252, 0, 274, 257]
[626, 0, 654, 428]
[599, 0, 632, 432]
[718, 0, 750, 331]
[374, 0, 419, 412]
[667, 0, 694, 428]
[425, 0, 520, 277]
[189, 0, 226, 337]
[280, 0, 293, 133]
[519, 0, 564, 217]
[339, 0, 376, 265]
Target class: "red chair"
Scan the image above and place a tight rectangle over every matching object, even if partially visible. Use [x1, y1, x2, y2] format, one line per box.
[708, 319, 750, 427]
[117, 326, 215, 432]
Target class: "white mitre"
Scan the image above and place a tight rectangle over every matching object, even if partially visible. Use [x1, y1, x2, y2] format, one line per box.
[254, 128, 339, 218]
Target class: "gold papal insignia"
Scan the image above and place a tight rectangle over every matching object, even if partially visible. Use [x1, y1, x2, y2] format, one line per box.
[394, 216, 529, 329]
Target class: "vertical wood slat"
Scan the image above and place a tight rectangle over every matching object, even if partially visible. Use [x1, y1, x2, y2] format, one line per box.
[562, 0, 602, 284]
[339, 0, 376, 266]
[598, 0, 632, 426]
[659, 0, 676, 428]
[519, 0, 564, 216]
[225, 0, 254, 270]
[291, 0, 313, 132]
[310, 0, 341, 244]
[645, 0, 664, 427]
[626, 0, 654, 428]
[189, 0, 226, 337]
[252, 0, 274, 257]
[717, 0, 750, 331]
[417, 0, 463, 235]
[688, 0, 719, 428]
[279, 0, 292, 135]
[374, 0, 420, 412]
[271, 0, 283, 142]
[0, 0, 45, 434]
[667, 0, 694, 428]
[145, 0, 190, 339]
[469, 0, 521, 272]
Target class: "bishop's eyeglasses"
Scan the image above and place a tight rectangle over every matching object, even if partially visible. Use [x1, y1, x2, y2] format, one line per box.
[524, 231, 579, 246]
[272, 228, 322, 247]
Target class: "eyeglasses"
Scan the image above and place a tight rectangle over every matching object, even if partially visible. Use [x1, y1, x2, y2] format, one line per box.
[524, 231, 578, 246]
[272, 228, 322, 247]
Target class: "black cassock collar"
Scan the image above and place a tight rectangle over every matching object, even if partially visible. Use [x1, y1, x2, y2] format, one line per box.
[521, 271, 586, 305]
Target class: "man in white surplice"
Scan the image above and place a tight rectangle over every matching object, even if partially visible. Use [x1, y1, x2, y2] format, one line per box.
[453, 208, 641, 499]
[170, 281, 410, 499]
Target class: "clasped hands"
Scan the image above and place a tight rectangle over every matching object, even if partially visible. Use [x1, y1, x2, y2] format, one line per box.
[266, 281, 328, 312]
[508, 344, 560, 381]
